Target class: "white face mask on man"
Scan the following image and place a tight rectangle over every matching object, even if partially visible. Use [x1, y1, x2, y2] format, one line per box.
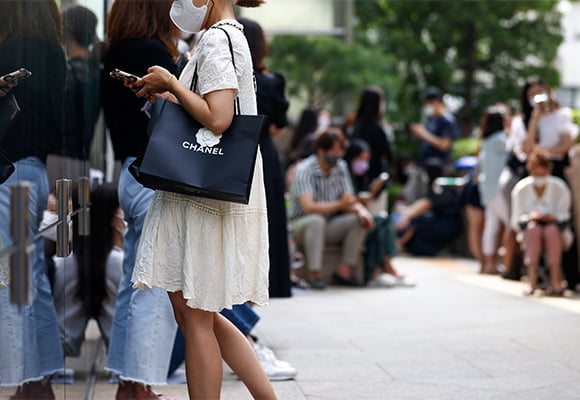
[423, 104, 435, 117]
[170, 0, 211, 33]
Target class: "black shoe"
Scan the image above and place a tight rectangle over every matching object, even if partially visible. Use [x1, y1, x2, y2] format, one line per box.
[501, 267, 522, 281]
[332, 273, 362, 287]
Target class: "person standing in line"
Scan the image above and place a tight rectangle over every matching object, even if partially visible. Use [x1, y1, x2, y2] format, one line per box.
[477, 105, 510, 274]
[0, 1, 67, 398]
[352, 86, 393, 187]
[46, 4, 101, 186]
[128, 0, 276, 399]
[409, 87, 457, 169]
[238, 17, 292, 298]
[101, 1, 181, 399]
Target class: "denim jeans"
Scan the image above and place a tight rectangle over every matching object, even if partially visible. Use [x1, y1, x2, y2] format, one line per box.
[106, 158, 177, 385]
[0, 157, 63, 386]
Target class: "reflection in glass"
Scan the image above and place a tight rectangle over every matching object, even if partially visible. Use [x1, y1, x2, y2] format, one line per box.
[0, 0, 67, 397]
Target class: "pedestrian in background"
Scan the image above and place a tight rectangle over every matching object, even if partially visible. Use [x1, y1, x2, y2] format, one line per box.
[0, 1, 67, 398]
[238, 17, 292, 298]
[101, 1, 181, 398]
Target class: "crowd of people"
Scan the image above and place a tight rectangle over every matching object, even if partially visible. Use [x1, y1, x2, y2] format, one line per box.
[0, 0, 579, 399]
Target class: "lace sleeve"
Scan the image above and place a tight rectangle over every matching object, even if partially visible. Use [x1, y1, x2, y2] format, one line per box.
[197, 30, 239, 98]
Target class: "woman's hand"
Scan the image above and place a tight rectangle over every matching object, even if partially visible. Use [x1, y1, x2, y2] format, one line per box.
[357, 207, 375, 230]
[540, 213, 556, 223]
[531, 102, 549, 120]
[529, 211, 542, 222]
[0, 77, 17, 97]
[133, 66, 177, 100]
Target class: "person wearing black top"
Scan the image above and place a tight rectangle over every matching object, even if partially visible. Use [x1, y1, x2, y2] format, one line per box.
[47, 4, 102, 186]
[393, 158, 463, 256]
[352, 86, 393, 191]
[101, 2, 181, 399]
[0, 1, 67, 398]
[238, 17, 292, 298]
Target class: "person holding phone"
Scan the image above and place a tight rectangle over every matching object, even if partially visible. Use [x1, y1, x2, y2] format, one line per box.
[511, 150, 572, 296]
[0, 1, 67, 398]
[101, 1, 182, 399]
[0, 73, 22, 96]
[123, 0, 276, 399]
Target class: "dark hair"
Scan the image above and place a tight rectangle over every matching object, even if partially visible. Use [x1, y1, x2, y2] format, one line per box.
[520, 76, 546, 129]
[290, 105, 319, 152]
[423, 86, 442, 101]
[62, 5, 97, 48]
[480, 105, 506, 139]
[0, 0, 63, 45]
[72, 183, 120, 319]
[234, 0, 265, 7]
[238, 17, 268, 72]
[314, 129, 342, 151]
[355, 86, 383, 129]
[106, 0, 180, 58]
[344, 139, 370, 166]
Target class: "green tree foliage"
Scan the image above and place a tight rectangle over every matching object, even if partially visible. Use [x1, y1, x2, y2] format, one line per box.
[356, 0, 565, 135]
[268, 35, 397, 110]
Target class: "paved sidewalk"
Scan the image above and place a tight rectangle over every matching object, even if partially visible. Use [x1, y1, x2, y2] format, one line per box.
[2, 256, 580, 399]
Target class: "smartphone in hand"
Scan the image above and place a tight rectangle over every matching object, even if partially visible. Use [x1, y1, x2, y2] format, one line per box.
[0, 68, 32, 94]
[109, 69, 142, 93]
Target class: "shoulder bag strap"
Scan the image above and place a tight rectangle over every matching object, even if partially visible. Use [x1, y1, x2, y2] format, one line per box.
[191, 26, 241, 115]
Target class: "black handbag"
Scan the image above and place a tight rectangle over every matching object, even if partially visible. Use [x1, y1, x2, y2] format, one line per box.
[129, 27, 267, 204]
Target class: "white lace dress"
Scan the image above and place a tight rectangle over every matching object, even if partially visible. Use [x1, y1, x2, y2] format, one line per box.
[132, 20, 270, 312]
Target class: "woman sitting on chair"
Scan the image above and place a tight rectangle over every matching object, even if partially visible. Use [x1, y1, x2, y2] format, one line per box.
[511, 150, 572, 296]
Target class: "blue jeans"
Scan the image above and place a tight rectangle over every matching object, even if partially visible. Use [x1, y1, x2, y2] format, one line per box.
[106, 158, 177, 385]
[0, 157, 63, 386]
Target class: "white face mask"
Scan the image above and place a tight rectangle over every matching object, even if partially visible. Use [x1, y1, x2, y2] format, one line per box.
[423, 104, 435, 117]
[531, 176, 548, 187]
[170, 0, 210, 34]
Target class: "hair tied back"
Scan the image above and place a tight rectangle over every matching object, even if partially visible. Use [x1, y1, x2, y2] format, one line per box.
[234, 0, 265, 7]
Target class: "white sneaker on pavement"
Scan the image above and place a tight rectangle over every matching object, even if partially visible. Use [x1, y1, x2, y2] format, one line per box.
[394, 275, 416, 287]
[253, 343, 298, 381]
[367, 273, 397, 288]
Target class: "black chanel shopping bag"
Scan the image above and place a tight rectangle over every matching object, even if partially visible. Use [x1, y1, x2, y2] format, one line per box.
[129, 27, 267, 204]
[129, 98, 266, 204]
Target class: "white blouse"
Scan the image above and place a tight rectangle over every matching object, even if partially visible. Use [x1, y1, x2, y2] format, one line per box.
[510, 108, 579, 162]
[510, 175, 573, 246]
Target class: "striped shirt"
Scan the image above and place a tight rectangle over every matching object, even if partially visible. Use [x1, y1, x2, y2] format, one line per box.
[289, 155, 354, 220]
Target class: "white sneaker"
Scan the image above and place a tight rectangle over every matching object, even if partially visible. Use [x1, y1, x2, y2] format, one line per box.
[367, 273, 397, 288]
[394, 275, 416, 287]
[253, 343, 298, 381]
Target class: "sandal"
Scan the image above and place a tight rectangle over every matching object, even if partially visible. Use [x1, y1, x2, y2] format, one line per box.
[523, 287, 537, 296]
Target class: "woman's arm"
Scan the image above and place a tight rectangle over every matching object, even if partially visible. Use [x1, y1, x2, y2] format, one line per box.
[134, 65, 236, 135]
[545, 134, 573, 158]
[394, 198, 432, 231]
